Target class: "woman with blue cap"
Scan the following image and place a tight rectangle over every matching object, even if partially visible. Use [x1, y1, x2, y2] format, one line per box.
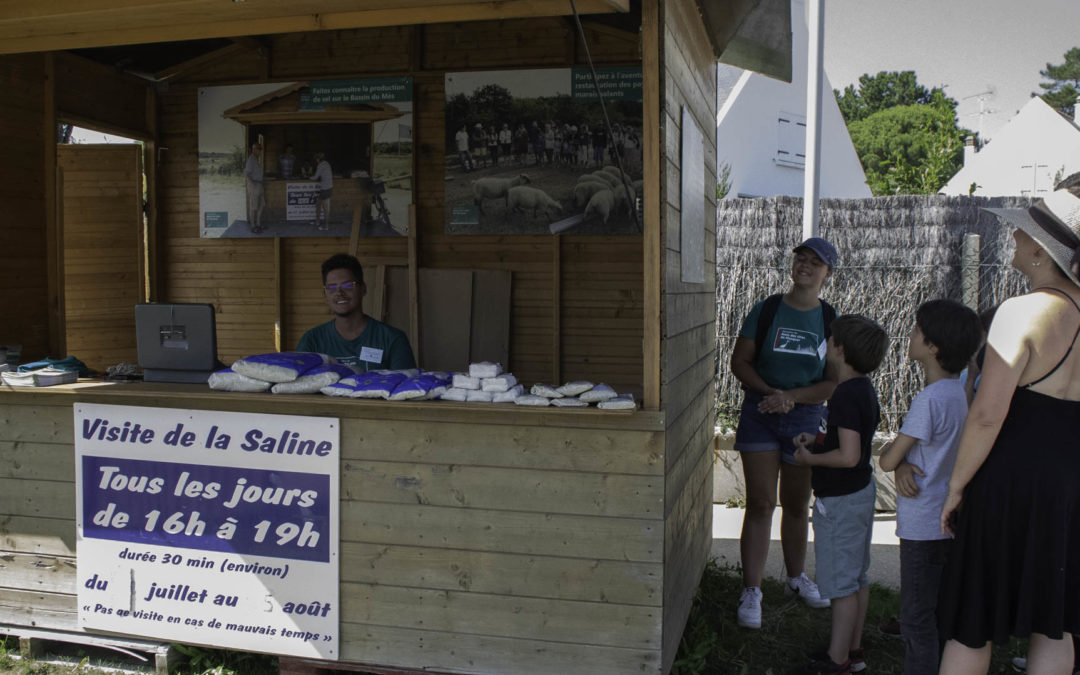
[729, 236, 840, 629]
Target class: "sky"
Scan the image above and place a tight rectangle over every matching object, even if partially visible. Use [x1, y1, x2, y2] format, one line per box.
[823, 0, 1080, 141]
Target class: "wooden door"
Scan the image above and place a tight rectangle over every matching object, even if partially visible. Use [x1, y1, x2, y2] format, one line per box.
[57, 144, 144, 371]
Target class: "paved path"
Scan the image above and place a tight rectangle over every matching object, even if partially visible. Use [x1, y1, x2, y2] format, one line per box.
[710, 504, 901, 589]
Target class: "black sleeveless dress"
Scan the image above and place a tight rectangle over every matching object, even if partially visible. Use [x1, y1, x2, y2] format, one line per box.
[938, 292, 1080, 647]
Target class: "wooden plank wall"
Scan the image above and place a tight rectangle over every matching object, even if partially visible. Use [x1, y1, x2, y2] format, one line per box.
[0, 392, 666, 674]
[656, 0, 719, 671]
[157, 18, 643, 385]
[0, 54, 50, 362]
[58, 144, 144, 371]
[54, 52, 151, 140]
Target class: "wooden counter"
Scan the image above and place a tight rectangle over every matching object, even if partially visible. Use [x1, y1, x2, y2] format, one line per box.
[0, 382, 669, 674]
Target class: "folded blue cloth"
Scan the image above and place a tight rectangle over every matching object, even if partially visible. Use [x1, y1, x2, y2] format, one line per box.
[18, 356, 91, 377]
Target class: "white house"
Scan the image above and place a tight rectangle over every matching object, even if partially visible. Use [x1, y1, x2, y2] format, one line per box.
[942, 96, 1080, 197]
[715, 0, 871, 199]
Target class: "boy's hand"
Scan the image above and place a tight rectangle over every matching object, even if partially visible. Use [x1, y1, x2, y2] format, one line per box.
[894, 462, 925, 498]
[791, 432, 814, 466]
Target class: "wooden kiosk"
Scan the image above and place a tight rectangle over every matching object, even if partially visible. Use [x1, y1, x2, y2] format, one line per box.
[0, 2, 789, 673]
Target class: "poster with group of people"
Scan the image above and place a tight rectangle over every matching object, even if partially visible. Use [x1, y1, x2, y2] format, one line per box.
[444, 66, 643, 236]
[198, 78, 414, 238]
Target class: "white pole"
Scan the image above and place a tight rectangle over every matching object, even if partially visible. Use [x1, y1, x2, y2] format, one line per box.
[803, 0, 825, 240]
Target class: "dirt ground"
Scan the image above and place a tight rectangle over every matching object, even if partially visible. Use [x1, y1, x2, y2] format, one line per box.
[443, 157, 642, 236]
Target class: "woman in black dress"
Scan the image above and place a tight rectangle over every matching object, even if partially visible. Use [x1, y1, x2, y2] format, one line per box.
[938, 185, 1080, 673]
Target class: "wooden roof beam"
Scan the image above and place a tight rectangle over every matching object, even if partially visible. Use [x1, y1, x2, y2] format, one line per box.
[0, 0, 631, 55]
[152, 38, 268, 81]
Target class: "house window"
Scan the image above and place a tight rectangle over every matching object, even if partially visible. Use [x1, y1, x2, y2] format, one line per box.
[776, 112, 806, 168]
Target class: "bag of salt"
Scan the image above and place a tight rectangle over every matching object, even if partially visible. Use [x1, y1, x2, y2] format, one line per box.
[530, 383, 563, 398]
[598, 393, 636, 410]
[232, 352, 329, 383]
[321, 376, 361, 397]
[465, 389, 494, 402]
[514, 394, 551, 407]
[388, 373, 450, 401]
[439, 387, 469, 402]
[208, 368, 272, 393]
[482, 373, 518, 392]
[452, 373, 481, 390]
[469, 361, 503, 378]
[551, 397, 588, 407]
[492, 384, 524, 403]
[349, 372, 408, 398]
[271, 363, 355, 394]
[579, 383, 617, 402]
[557, 381, 594, 397]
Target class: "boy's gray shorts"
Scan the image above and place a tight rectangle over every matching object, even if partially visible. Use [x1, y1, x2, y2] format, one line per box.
[812, 480, 876, 600]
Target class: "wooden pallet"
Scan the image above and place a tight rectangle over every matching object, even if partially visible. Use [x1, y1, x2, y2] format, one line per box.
[0, 624, 178, 674]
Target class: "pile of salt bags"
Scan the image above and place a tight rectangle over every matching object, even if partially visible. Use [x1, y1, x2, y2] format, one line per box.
[515, 381, 635, 410]
[321, 370, 451, 401]
[442, 362, 525, 403]
[209, 352, 351, 393]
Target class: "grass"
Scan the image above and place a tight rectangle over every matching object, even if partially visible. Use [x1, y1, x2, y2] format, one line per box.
[672, 560, 1027, 675]
[0, 637, 277, 675]
[0, 566, 1031, 675]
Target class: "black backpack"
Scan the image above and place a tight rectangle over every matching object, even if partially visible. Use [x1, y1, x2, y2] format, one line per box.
[753, 294, 836, 363]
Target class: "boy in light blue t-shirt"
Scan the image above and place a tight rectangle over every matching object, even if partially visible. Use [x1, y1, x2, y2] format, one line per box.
[879, 299, 982, 675]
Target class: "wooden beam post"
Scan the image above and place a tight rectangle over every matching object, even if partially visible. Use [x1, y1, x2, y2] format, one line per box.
[274, 237, 284, 352]
[408, 204, 420, 364]
[143, 86, 158, 302]
[642, 0, 661, 411]
[552, 235, 561, 385]
[44, 52, 65, 358]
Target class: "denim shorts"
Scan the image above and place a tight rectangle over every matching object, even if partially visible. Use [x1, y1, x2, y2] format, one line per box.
[812, 480, 876, 600]
[733, 392, 824, 465]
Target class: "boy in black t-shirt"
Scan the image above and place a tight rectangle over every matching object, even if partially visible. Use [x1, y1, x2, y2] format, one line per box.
[790, 314, 889, 675]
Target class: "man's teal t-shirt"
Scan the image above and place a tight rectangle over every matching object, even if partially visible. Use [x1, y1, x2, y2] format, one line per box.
[296, 318, 416, 372]
[738, 299, 827, 390]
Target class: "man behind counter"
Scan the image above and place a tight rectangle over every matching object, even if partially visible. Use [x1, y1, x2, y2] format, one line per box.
[296, 253, 416, 372]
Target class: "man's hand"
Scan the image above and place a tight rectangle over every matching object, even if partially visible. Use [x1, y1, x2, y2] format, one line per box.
[893, 462, 925, 499]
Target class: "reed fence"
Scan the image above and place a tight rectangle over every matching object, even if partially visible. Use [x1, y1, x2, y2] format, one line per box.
[715, 195, 1030, 432]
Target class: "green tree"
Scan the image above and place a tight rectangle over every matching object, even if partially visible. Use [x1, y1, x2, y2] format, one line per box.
[834, 71, 953, 123]
[1036, 47, 1080, 118]
[847, 91, 966, 195]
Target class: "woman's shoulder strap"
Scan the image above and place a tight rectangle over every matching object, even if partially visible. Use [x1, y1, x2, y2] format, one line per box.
[1021, 287, 1080, 389]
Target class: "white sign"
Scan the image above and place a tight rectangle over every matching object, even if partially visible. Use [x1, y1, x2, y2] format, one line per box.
[286, 182, 319, 221]
[74, 403, 340, 659]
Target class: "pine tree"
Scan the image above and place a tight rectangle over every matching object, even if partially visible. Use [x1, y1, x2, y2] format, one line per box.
[1036, 47, 1080, 118]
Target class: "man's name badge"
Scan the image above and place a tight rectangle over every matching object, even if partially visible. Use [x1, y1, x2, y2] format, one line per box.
[360, 347, 384, 364]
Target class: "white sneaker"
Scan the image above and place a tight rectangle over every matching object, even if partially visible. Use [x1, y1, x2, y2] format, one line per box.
[1012, 656, 1027, 672]
[737, 586, 763, 628]
[785, 573, 830, 609]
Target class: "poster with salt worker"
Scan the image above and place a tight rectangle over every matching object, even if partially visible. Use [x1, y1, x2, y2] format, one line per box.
[198, 78, 413, 238]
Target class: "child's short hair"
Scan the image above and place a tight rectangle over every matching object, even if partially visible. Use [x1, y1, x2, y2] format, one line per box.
[915, 299, 983, 374]
[831, 314, 889, 374]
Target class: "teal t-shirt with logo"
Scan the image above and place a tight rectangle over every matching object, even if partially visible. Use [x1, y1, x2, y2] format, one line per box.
[296, 318, 416, 372]
[738, 298, 827, 390]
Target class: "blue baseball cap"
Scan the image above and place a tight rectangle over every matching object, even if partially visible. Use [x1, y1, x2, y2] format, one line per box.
[793, 237, 838, 267]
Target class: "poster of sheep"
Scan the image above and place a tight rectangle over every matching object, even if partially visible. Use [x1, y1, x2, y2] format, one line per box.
[444, 67, 643, 236]
[198, 78, 413, 238]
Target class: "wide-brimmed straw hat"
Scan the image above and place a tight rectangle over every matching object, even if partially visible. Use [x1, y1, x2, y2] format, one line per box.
[983, 188, 1080, 287]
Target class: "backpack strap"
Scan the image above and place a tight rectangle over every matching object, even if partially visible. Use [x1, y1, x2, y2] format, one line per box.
[753, 294, 784, 362]
[820, 299, 836, 340]
[754, 294, 835, 363]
